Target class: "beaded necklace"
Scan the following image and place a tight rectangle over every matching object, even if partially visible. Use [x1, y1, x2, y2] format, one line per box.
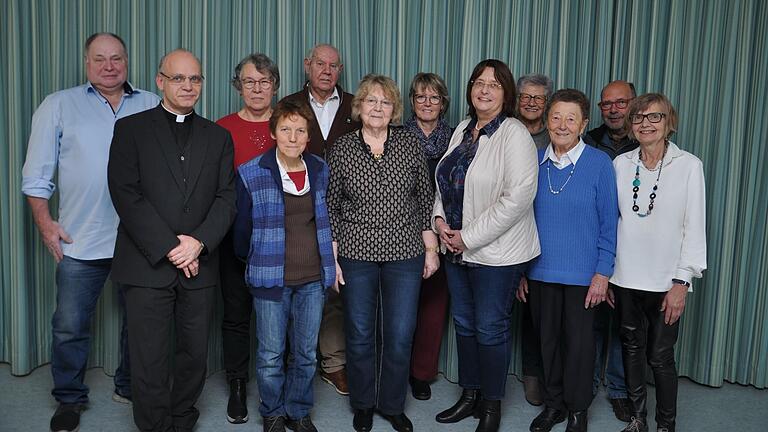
[546, 159, 576, 195]
[632, 143, 668, 217]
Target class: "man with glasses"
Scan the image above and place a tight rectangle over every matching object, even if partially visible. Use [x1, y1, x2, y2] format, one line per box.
[284, 43, 360, 397]
[588, 80, 638, 159]
[516, 74, 554, 150]
[21, 32, 159, 432]
[586, 80, 638, 423]
[107, 49, 235, 432]
[216, 52, 279, 425]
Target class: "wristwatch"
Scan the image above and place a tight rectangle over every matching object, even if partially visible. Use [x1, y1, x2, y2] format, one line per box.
[671, 278, 690, 288]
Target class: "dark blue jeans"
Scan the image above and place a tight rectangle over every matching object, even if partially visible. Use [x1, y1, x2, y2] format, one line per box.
[340, 255, 424, 415]
[443, 259, 527, 400]
[593, 301, 627, 399]
[252, 281, 325, 419]
[52, 256, 131, 404]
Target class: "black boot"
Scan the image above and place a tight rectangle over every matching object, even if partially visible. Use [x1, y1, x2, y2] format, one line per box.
[475, 399, 501, 432]
[530, 406, 567, 432]
[435, 388, 481, 423]
[227, 378, 248, 424]
[565, 410, 588, 432]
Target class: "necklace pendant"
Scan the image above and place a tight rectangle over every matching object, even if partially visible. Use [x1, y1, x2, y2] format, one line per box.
[632, 179, 641, 187]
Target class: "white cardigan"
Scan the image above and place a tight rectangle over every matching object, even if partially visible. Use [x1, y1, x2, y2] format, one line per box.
[432, 117, 540, 266]
[610, 142, 707, 292]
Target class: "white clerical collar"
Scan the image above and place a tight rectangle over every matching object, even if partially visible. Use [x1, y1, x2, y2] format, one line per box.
[308, 87, 340, 107]
[161, 102, 194, 123]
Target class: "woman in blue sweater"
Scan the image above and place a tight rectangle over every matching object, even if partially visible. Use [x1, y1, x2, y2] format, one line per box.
[233, 99, 337, 432]
[518, 89, 618, 432]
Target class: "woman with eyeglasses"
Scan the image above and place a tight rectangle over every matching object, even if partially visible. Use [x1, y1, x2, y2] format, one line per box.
[613, 93, 706, 432]
[519, 89, 618, 432]
[402, 72, 453, 402]
[326, 74, 439, 432]
[433, 59, 539, 432]
[517, 74, 554, 150]
[215, 52, 279, 425]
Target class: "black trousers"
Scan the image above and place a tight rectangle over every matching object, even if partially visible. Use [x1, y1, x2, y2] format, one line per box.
[219, 229, 252, 381]
[528, 280, 595, 412]
[521, 300, 544, 378]
[124, 282, 214, 432]
[615, 286, 680, 429]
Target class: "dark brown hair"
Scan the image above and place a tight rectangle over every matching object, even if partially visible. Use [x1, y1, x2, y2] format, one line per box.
[465, 59, 516, 118]
[546, 88, 590, 121]
[270, 98, 315, 136]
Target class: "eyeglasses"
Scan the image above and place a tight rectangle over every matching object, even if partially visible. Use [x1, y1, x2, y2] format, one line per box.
[363, 97, 394, 109]
[598, 98, 632, 111]
[159, 72, 204, 85]
[414, 94, 442, 105]
[519, 93, 547, 105]
[630, 112, 666, 124]
[241, 78, 274, 90]
[471, 80, 503, 92]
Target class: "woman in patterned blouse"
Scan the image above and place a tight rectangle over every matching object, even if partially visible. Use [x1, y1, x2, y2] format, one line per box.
[433, 59, 540, 432]
[326, 74, 439, 432]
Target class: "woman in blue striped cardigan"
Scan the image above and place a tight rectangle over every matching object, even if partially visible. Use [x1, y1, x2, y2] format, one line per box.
[233, 99, 337, 432]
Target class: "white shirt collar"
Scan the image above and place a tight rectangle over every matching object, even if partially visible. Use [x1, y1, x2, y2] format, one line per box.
[541, 137, 586, 168]
[275, 153, 310, 196]
[624, 140, 684, 169]
[308, 87, 340, 107]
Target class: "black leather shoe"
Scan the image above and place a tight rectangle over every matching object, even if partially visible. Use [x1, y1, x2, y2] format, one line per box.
[382, 412, 413, 432]
[565, 410, 588, 432]
[409, 376, 431, 400]
[263, 415, 286, 432]
[435, 388, 481, 423]
[475, 399, 501, 432]
[286, 415, 318, 432]
[353, 408, 374, 432]
[621, 417, 649, 432]
[50, 403, 83, 432]
[227, 378, 248, 424]
[530, 406, 567, 432]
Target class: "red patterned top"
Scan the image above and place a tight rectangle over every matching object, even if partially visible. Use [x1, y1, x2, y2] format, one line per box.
[216, 113, 275, 168]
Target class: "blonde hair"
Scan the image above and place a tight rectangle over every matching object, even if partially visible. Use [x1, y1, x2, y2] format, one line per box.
[351, 74, 404, 124]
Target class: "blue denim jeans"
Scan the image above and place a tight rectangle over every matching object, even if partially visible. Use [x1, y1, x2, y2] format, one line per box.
[51, 256, 131, 404]
[443, 259, 527, 400]
[252, 281, 325, 419]
[340, 255, 424, 415]
[593, 301, 627, 399]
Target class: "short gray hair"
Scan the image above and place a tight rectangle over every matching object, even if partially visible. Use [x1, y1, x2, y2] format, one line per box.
[231, 53, 280, 91]
[516, 74, 554, 98]
[157, 49, 201, 73]
[305, 43, 341, 62]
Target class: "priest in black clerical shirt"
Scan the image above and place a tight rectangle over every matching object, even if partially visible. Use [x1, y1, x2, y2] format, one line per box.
[107, 49, 235, 432]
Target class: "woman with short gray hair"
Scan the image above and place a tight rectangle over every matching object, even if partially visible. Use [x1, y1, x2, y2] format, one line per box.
[216, 52, 280, 425]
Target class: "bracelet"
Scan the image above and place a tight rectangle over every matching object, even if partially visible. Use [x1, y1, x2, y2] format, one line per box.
[425, 246, 439, 253]
[671, 278, 690, 287]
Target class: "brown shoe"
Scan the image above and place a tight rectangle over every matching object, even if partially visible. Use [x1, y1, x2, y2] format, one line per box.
[523, 375, 543, 406]
[320, 368, 349, 395]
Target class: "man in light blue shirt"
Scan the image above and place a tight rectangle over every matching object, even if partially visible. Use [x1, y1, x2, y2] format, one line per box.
[21, 32, 159, 432]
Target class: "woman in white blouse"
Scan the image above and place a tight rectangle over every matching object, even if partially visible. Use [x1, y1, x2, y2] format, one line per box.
[611, 93, 707, 432]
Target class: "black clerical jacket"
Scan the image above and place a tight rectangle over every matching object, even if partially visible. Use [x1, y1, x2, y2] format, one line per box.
[108, 105, 235, 289]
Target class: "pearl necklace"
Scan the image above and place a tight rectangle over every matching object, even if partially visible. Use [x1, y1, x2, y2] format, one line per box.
[632, 144, 668, 217]
[546, 159, 576, 195]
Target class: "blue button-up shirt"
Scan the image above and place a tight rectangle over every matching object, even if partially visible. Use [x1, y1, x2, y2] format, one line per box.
[22, 82, 160, 260]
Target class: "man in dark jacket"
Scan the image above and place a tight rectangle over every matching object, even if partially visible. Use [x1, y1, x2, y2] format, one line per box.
[108, 49, 235, 432]
[282, 43, 360, 396]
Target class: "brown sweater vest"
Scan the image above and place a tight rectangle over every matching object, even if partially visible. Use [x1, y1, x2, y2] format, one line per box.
[283, 192, 322, 285]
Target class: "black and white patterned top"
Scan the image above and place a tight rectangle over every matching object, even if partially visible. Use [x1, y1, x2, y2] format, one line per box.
[326, 126, 433, 262]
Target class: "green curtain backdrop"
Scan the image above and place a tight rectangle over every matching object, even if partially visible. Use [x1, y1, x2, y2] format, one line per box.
[1, 0, 766, 389]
